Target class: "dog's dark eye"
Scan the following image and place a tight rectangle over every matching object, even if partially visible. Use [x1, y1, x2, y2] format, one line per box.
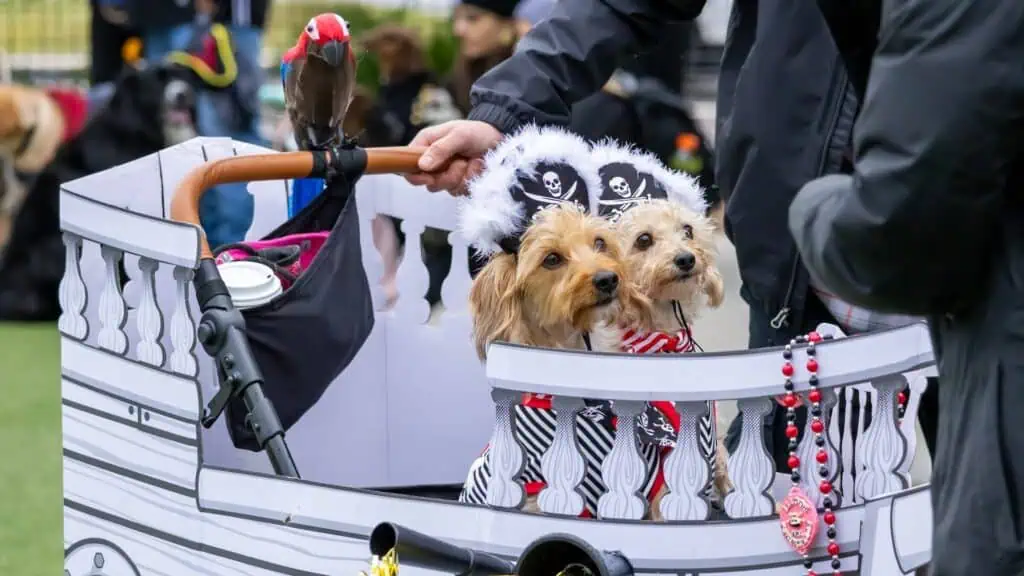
[634, 233, 654, 251]
[594, 237, 607, 252]
[682, 224, 694, 239]
[542, 252, 563, 269]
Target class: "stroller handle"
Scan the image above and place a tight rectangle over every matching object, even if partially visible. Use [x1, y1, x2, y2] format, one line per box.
[170, 146, 428, 259]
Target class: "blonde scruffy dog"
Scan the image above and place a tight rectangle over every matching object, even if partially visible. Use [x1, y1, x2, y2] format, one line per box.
[615, 199, 732, 505]
[460, 126, 651, 358]
[614, 200, 724, 332]
[468, 202, 650, 359]
[587, 142, 731, 509]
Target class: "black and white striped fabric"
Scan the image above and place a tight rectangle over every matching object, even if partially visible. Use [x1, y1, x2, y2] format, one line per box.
[461, 400, 717, 516]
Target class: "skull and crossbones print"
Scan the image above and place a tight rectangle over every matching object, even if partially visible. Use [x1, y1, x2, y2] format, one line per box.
[514, 161, 587, 222]
[597, 162, 668, 221]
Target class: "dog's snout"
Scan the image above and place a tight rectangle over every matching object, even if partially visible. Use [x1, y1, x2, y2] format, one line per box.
[675, 252, 696, 272]
[592, 271, 619, 295]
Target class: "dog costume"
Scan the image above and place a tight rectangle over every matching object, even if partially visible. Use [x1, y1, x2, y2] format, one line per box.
[458, 127, 717, 516]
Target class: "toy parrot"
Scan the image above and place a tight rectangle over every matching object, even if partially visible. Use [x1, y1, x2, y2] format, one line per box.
[281, 13, 357, 215]
[281, 13, 357, 151]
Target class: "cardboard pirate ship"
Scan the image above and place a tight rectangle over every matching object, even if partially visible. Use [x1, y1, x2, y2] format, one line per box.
[60, 136, 933, 576]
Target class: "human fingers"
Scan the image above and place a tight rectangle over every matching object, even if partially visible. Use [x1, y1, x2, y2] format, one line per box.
[418, 130, 471, 172]
[405, 173, 437, 187]
[448, 158, 485, 196]
[425, 159, 470, 193]
[408, 122, 451, 149]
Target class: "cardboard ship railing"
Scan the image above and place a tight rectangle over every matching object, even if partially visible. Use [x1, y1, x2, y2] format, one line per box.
[61, 138, 933, 576]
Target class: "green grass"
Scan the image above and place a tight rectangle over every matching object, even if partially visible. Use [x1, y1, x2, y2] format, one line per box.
[0, 324, 62, 576]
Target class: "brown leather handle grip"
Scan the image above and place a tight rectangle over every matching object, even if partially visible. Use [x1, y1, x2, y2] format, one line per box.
[170, 146, 428, 260]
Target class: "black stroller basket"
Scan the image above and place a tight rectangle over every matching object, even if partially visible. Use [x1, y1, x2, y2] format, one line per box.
[170, 145, 427, 477]
[368, 522, 634, 576]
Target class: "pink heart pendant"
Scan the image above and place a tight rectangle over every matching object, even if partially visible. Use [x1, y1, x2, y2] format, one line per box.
[777, 486, 819, 556]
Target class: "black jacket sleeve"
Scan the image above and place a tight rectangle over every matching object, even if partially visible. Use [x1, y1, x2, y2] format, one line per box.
[467, 0, 705, 133]
[789, 0, 1024, 316]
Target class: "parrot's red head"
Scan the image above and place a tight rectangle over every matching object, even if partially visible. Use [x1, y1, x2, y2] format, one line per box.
[298, 13, 352, 67]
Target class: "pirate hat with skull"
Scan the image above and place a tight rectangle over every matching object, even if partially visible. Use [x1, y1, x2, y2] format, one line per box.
[591, 139, 707, 222]
[459, 125, 602, 256]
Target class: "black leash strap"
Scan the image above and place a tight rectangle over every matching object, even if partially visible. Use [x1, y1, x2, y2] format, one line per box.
[672, 300, 704, 353]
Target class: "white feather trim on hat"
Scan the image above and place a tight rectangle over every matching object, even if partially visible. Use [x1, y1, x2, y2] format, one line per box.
[458, 124, 602, 256]
[591, 138, 708, 216]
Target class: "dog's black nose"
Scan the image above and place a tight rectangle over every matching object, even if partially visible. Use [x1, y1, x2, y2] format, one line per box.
[174, 90, 191, 107]
[593, 271, 619, 294]
[675, 252, 696, 272]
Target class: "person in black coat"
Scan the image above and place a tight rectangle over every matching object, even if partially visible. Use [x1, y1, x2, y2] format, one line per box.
[790, 0, 1024, 574]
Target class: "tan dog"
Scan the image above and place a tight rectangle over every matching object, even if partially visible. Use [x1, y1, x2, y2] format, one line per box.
[0, 83, 66, 174]
[469, 203, 651, 359]
[463, 203, 655, 518]
[611, 199, 732, 508]
[0, 84, 66, 248]
[614, 199, 724, 327]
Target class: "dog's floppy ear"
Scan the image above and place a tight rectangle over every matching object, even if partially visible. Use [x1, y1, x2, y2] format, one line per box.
[468, 253, 519, 360]
[617, 277, 655, 332]
[702, 266, 725, 309]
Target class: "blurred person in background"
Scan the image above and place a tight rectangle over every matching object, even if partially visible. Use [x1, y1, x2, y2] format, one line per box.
[131, 0, 268, 249]
[87, 0, 141, 111]
[447, 0, 523, 115]
[357, 25, 462, 308]
[368, 0, 526, 311]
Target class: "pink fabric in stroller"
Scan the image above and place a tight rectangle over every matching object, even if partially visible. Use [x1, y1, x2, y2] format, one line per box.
[214, 232, 330, 289]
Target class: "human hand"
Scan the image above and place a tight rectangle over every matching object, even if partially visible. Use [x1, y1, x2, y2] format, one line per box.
[406, 120, 503, 195]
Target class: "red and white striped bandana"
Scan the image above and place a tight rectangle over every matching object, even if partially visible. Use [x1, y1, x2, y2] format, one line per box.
[621, 327, 696, 354]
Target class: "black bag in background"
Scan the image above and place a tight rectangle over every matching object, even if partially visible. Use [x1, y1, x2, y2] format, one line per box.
[224, 173, 375, 451]
[570, 72, 719, 210]
[630, 79, 717, 202]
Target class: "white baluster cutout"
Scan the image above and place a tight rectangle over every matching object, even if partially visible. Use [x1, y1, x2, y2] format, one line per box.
[796, 387, 842, 507]
[659, 401, 712, 520]
[855, 374, 908, 500]
[96, 245, 128, 354]
[538, 396, 586, 516]
[58, 232, 89, 340]
[134, 257, 165, 367]
[724, 397, 775, 518]
[168, 266, 198, 377]
[486, 389, 526, 509]
[598, 400, 648, 520]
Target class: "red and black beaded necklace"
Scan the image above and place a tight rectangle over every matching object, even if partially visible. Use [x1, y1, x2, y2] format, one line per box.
[777, 331, 910, 575]
[777, 331, 841, 575]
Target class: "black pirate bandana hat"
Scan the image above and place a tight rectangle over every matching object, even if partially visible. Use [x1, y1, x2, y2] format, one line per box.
[590, 139, 708, 222]
[459, 124, 602, 256]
